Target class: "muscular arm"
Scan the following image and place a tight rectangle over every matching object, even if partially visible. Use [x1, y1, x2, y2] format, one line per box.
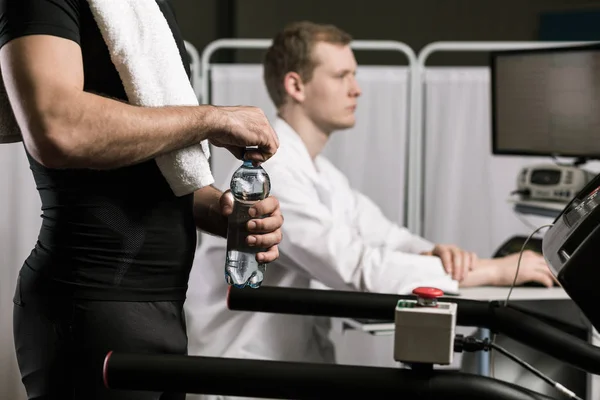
[0, 35, 223, 169]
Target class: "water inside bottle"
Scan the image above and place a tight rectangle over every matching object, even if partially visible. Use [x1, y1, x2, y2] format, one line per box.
[225, 202, 266, 288]
[224, 160, 271, 288]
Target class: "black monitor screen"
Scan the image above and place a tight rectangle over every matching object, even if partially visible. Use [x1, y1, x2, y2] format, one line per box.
[491, 44, 600, 159]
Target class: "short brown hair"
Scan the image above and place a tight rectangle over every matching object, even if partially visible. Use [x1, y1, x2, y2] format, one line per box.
[263, 21, 352, 108]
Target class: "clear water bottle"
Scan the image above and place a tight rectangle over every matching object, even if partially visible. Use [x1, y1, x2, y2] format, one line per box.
[225, 158, 271, 288]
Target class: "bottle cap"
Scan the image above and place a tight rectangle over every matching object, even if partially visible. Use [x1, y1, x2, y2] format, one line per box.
[242, 146, 259, 160]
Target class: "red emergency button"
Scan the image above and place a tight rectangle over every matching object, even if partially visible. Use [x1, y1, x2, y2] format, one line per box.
[412, 287, 444, 307]
[412, 287, 444, 298]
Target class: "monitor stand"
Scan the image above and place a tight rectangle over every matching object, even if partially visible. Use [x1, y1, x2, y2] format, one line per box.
[551, 155, 590, 168]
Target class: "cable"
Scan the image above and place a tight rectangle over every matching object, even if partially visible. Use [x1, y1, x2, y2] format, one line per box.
[489, 332, 497, 378]
[504, 223, 554, 307]
[490, 342, 583, 400]
[494, 223, 554, 379]
[454, 335, 583, 400]
[513, 211, 539, 232]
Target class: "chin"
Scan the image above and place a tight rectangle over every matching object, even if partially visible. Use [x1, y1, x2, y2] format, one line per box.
[333, 117, 356, 130]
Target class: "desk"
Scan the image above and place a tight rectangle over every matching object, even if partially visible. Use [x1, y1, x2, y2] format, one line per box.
[458, 286, 570, 301]
[335, 286, 598, 400]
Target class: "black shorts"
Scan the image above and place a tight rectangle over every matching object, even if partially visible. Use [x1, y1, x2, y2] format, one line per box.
[12, 267, 188, 400]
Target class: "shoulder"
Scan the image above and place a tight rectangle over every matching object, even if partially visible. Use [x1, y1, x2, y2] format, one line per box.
[0, 0, 82, 51]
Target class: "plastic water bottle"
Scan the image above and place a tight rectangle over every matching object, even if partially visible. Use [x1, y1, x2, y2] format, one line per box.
[225, 158, 271, 288]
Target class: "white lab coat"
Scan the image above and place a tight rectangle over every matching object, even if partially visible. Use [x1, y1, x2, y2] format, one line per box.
[184, 118, 458, 400]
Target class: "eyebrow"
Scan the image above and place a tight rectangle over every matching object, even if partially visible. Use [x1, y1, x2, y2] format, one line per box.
[334, 69, 356, 76]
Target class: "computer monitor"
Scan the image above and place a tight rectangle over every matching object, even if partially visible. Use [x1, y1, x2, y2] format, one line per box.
[491, 43, 600, 161]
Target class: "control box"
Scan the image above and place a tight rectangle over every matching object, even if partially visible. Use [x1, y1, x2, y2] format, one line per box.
[393, 288, 457, 365]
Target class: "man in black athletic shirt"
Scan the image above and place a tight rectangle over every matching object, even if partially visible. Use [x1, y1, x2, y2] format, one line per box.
[0, 1, 283, 399]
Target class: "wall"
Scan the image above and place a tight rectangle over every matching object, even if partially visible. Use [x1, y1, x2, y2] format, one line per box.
[170, 0, 219, 58]
[172, 0, 600, 66]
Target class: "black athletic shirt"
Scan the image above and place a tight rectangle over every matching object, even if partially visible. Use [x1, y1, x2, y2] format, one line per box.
[0, 0, 198, 301]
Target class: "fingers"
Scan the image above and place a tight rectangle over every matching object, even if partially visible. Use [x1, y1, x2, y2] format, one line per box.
[247, 230, 283, 249]
[519, 251, 548, 270]
[244, 150, 269, 163]
[256, 245, 280, 264]
[210, 106, 280, 162]
[257, 128, 280, 162]
[225, 145, 246, 160]
[248, 213, 284, 234]
[237, 108, 280, 162]
[451, 249, 464, 281]
[450, 246, 478, 282]
[219, 190, 234, 216]
[444, 246, 469, 281]
[245, 196, 283, 249]
[528, 270, 555, 288]
[245, 142, 278, 163]
[469, 252, 479, 271]
[434, 245, 476, 282]
[459, 251, 476, 280]
[249, 196, 281, 218]
[244, 150, 265, 164]
[437, 247, 454, 278]
[262, 123, 280, 155]
[516, 260, 556, 288]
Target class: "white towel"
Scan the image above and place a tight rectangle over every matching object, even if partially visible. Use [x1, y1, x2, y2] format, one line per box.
[0, 0, 214, 196]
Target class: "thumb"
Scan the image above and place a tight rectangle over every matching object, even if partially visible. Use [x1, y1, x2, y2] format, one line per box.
[220, 190, 234, 216]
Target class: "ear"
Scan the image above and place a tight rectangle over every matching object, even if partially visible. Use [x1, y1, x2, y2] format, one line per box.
[283, 71, 305, 103]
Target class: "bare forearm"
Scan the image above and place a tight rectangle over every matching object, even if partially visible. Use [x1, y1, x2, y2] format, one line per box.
[459, 266, 498, 287]
[193, 185, 227, 237]
[28, 89, 222, 169]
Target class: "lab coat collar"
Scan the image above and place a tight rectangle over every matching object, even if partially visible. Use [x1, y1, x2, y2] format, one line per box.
[272, 117, 322, 182]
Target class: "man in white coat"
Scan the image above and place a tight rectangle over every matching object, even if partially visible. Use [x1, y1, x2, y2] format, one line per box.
[185, 21, 555, 398]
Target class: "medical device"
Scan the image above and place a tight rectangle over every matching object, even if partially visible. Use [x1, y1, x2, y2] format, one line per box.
[515, 163, 595, 202]
[542, 172, 600, 333]
[491, 43, 600, 162]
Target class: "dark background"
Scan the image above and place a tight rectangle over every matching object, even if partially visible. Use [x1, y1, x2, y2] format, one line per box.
[171, 0, 600, 66]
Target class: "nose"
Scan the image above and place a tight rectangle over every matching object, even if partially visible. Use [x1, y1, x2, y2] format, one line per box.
[350, 76, 362, 97]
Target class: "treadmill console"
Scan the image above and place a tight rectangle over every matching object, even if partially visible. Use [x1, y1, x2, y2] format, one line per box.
[542, 172, 600, 331]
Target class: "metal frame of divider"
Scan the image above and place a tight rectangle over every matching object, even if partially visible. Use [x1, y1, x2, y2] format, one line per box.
[199, 38, 419, 228]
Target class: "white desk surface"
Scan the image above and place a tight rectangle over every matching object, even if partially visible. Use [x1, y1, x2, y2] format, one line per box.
[337, 286, 571, 334]
[457, 286, 569, 301]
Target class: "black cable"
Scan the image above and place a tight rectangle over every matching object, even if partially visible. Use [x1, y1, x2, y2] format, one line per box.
[489, 342, 554, 388]
[454, 335, 583, 400]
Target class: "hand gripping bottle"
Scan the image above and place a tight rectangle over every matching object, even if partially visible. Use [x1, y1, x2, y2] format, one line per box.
[225, 157, 271, 288]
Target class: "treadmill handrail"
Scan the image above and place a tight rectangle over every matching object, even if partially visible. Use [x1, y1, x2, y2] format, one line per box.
[103, 352, 557, 400]
[226, 286, 600, 375]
